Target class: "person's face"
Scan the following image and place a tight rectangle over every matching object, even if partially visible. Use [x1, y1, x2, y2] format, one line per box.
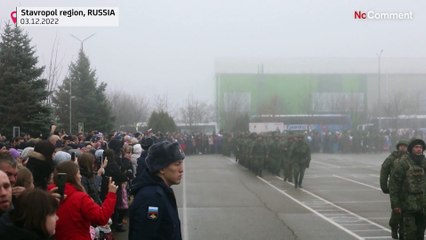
[412, 145, 424, 155]
[0, 163, 17, 186]
[14, 139, 23, 147]
[160, 160, 184, 186]
[0, 172, 12, 212]
[45, 213, 59, 236]
[398, 145, 407, 153]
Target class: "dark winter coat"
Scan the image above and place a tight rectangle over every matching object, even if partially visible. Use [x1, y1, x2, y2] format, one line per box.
[136, 151, 148, 177]
[100, 160, 126, 201]
[0, 211, 49, 240]
[80, 168, 102, 205]
[26, 158, 53, 190]
[129, 168, 182, 240]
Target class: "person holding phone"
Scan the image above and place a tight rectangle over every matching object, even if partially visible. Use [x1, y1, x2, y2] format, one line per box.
[52, 161, 117, 240]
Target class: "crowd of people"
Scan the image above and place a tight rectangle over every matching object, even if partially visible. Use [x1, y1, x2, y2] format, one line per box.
[0, 124, 188, 240]
[1, 123, 426, 239]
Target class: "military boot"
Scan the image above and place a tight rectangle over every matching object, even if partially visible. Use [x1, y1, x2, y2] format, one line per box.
[391, 228, 398, 239]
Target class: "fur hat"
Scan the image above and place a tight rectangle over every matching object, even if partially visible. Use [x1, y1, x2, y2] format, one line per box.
[95, 149, 104, 159]
[407, 138, 426, 153]
[20, 147, 34, 161]
[53, 151, 71, 165]
[145, 141, 185, 173]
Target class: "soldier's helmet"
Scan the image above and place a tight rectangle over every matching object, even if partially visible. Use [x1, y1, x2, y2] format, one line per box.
[407, 138, 426, 153]
[396, 139, 409, 150]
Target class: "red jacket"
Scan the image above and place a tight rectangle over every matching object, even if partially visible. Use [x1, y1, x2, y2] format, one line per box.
[54, 183, 116, 240]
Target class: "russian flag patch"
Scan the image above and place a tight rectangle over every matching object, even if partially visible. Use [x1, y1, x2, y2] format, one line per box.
[147, 206, 159, 220]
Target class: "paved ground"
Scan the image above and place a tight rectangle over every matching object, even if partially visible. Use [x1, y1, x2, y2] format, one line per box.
[116, 152, 394, 240]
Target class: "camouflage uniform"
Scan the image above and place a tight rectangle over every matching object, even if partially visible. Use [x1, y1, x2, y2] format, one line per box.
[249, 135, 268, 176]
[390, 139, 426, 240]
[234, 134, 242, 163]
[380, 140, 408, 239]
[268, 136, 282, 175]
[289, 135, 311, 188]
[283, 135, 294, 182]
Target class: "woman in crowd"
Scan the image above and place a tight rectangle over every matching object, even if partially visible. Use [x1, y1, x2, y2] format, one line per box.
[0, 188, 59, 240]
[53, 161, 117, 240]
[101, 148, 127, 232]
[26, 140, 55, 190]
[78, 152, 102, 205]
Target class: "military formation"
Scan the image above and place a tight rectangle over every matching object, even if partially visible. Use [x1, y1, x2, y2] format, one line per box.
[233, 132, 311, 188]
[380, 138, 426, 239]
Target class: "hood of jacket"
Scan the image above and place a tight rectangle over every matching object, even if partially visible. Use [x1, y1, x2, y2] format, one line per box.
[132, 144, 143, 155]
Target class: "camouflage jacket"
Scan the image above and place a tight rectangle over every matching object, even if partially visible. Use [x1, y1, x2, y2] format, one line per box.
[380, 151, 406, 193]
[289, 140, 311, 166]
[249, 139, 268, 157]
[389, 154, 426, 211]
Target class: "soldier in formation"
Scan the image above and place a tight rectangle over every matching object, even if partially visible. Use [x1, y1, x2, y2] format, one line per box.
[232, 132, 311, 188]
[289, 134, 311, 188]
[380, 140, 408, 239]
[389, 138, 426, 240]
[248, 134, 268, 176]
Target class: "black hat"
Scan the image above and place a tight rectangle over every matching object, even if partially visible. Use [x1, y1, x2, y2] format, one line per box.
[108, 137, 123, 153]
[146, 141, 185, 173]
[407, 138, 426, 153]
[141, 137, 154, 151]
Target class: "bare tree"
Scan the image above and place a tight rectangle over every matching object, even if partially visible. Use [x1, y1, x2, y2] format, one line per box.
[108, 90, 150, 130]
[154, 94, 169, 112]
[44, 35, 64, 105]
[221, 92, 250, 132]
[180, 95, 214, 129]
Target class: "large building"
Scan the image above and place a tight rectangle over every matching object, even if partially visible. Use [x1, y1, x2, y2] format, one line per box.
[215, 58, 426, 131]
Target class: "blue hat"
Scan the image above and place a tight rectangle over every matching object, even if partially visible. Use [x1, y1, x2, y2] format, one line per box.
[146, 141, 185, 173]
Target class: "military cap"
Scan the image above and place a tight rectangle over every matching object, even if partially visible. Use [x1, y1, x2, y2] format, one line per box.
[395, 139, 409, 150]
[407, 138, 426, 153]
[146, 141, 185, 173]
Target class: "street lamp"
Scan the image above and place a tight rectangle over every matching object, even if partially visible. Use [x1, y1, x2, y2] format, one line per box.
[377, 49, 383, 116]
[69, 77, 72, 134]
[70, 33, 96, 51]
[69, 33, 95, 134]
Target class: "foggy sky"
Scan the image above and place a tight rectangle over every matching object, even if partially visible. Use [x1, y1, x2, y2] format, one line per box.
[1, 0, 426, 110]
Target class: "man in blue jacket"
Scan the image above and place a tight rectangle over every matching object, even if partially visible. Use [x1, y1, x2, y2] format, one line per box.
[129, 141, 184, 240]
